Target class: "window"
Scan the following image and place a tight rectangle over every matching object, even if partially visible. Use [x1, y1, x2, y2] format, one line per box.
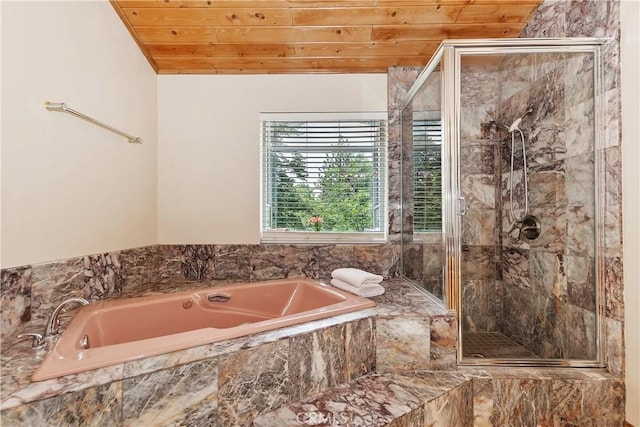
[412, 114, 442, 233]
[261, 112, 387, 243]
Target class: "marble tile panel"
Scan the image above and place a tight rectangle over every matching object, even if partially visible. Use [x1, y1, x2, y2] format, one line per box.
[471, 377, 494, 427]
[384, 371, 470, 404]
[0, 267, 32, 339]
[289, 324, 347, 400]
[566, 0, 618, 39]
[604, 88, 621, 149]
[461, 209, 496, 246]
[119, 245, 160, 288]
[386, 406, 423, 427]
[250, 244, 287, 280]
[527, 205, 567, 253]
[1, 358, 124, 411]
[402, 244, 423, 280]
[500, 247, 530, 289]
[429, 316, 457, 370]
[461, 279, 502, 333]
[550, 378, 625, 426]
[521, 0, 567, 38]
[565, 255, 596, 311]
[122, 358, 218, 427]
[527, 169, 566, 209]
[603, 145, 623, 257]
[460, 143, 496, 176]
[500, 285, 549, 357]
[498, 56, 536, 104]
[462, 245, 496, 281]
[376, 317, 431, 373]
[492, 379, 553, 426]
[422, 382, 473, 427]
[370, 281, 446, 317]
[82, 252, 125, 300]
[421, 242, 443, 279]
[460, 174, 496, 210]
[1, 381, 122, 427]
[353, 244, 399, 278]
[563, 53, 595, 109]
[211, 244, 252, 280]
[29, 258, 86, 325]
[282, 245, 315, 278]
[345, 317, 375, 381]
[604, 256, 624, 322]
[313, 245, 355, 279]
[156, 244, 184, 279]
[605, 318, 624, 377]
[529, 250, 566, 301]
[565, 205, 595, 257]
[552, 303, 596, 360]
[253, 373, 422, 427]
[181, 244, 215, 279]
[565, 152, 595, 209]
[218, 339, 293, 426]
[564, 99, 595, 158]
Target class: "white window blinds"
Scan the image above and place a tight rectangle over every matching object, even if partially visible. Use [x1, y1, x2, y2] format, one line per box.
[413, 117, 442, 232]
[261, 112, 387, 243]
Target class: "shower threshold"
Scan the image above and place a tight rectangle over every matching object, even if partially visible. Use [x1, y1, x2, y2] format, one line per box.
[463, 332, 539, 359]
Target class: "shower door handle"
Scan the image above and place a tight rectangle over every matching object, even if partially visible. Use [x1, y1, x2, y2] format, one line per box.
[457, 197, 467, 216]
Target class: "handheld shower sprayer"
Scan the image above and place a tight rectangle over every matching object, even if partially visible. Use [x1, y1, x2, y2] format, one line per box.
[507, 106, 534, 132]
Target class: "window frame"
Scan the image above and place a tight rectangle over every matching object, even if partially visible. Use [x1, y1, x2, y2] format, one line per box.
[259, 111, 388, 244]
[412, 110, 443, 240]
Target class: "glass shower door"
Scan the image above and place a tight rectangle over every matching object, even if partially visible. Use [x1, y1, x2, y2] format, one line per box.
[455, 47, 602, 364]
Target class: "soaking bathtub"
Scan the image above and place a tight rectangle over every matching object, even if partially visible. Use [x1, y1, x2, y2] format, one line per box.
[32, 278, 376, 381]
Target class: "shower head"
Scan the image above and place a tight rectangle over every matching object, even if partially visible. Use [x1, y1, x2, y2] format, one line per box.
[508, 117, 523, 132]
[508, 107, 534, 132]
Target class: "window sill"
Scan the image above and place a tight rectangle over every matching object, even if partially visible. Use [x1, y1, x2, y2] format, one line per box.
[261, 231, 387, 244]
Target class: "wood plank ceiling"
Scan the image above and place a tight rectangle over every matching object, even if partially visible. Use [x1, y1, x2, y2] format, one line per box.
[111, 0, 542, 74]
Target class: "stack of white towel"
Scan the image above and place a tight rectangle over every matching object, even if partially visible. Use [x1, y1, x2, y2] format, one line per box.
[330, 268, 385, 297]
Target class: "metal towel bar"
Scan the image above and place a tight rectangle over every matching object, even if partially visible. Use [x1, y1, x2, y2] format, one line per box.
[44, 101, 142, 144]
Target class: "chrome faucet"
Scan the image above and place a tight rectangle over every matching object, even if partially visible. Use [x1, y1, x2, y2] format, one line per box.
[44, 297, 89, 337]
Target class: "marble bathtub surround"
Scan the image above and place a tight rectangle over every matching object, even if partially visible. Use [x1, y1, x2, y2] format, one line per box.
[252, 372, 474, 427]
[2, 280, 455, 425]
[254, 367, 623, 427]
[0, 243, 400, 342]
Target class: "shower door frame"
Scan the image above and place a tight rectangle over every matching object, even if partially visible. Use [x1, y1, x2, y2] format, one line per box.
[437, 38, 607, 367]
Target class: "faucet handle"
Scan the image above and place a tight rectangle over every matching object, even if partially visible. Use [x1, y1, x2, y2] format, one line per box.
[16, 332, 45, 349]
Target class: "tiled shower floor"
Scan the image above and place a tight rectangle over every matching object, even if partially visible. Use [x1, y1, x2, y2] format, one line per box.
[462, 331, 539, 359]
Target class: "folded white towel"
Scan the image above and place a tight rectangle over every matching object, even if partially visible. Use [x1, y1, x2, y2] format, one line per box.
[331, 278, 385, 298]
[331, 268, 383, 287]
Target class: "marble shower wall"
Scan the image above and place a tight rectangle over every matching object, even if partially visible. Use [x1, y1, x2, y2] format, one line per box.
[520, 0, 624, 374]
[495, 50, 598, 360]
[459, 59, 503, 334]
[457, 0, 623, 368]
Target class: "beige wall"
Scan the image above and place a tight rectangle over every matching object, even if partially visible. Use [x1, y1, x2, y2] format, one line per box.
[157, 74, 387, 244]
[621, 1, 640, 424]
[0, 1, 158, 268]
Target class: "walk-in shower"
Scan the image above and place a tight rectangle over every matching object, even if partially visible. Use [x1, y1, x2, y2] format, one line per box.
[400, 39, 605, 367]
